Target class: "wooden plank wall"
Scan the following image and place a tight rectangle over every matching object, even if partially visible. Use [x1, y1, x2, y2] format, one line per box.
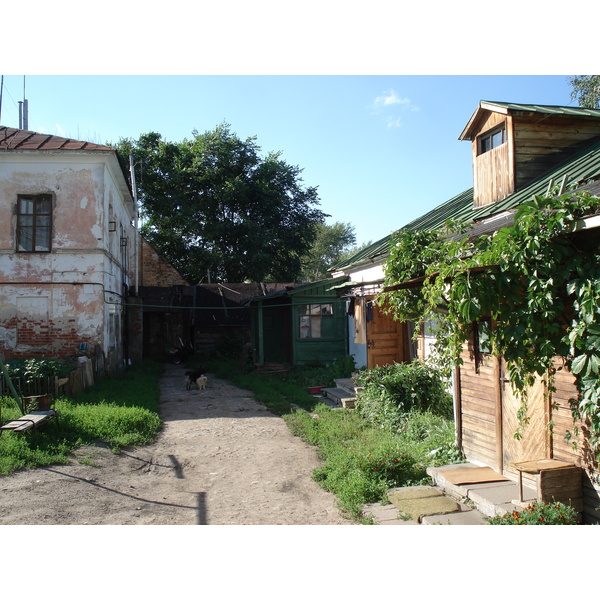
[474, 143, 512, 207]
[471, 112, 513, 208]
[459, 347, 499, 470]
[550, 360, 600, 523]
[513, 114, 600, 191]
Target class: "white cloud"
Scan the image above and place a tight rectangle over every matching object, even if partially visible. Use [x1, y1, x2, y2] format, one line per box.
[370, 89, 419, 128]
[55, 123, 66, 136]
[373, 89, 412, 109]
[386, 116, 403, 128]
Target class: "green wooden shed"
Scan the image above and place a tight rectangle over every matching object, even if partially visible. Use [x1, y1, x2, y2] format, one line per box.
[249, 276, 349, 367]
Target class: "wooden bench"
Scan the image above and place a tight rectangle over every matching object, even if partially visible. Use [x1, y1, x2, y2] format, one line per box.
[0, 409, 58, 434]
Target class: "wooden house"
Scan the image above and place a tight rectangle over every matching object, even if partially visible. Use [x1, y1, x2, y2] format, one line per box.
[454, 102, 600, 521]
[249, 277, 349, 367]
[332, 101, 600, 521]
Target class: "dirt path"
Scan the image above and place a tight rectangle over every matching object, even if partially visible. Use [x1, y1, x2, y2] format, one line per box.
[0, 364, 350, 525]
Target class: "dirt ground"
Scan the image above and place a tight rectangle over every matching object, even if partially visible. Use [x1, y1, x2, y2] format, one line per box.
[0, 364, 351, 525]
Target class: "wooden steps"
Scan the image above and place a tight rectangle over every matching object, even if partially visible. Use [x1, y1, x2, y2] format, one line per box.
[322, 378, 362, 409]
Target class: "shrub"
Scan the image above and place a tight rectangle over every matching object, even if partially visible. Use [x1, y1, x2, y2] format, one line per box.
[5, 357, 73, 380]
[487, 500, 579, 525]
[355, 360, 453, 428]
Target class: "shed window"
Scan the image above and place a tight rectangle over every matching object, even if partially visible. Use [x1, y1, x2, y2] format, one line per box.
[474, 317, 492, 371]
[479, 125, 506, 155]
[298, 303, 333, 339]
[17, 194, 52, 252]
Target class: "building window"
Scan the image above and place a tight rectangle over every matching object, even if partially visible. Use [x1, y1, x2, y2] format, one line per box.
[474, 317, 493, 371]
[478, 125, 506, 155]
[298, 303, 333, 338]
[17, 194, 52, 252]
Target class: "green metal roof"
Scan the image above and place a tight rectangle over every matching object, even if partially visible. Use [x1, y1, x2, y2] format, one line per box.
[330, 188, 474, 272]
[460, 101, 600, 140]
[481, 101, 600, 119]
[249, 275, 349, 302]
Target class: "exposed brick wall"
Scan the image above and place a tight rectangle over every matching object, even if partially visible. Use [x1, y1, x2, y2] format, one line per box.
[0, 314, 97, 362]
[139, 237, 189, 287]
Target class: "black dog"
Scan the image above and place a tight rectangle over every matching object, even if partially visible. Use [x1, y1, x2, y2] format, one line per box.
[185, 368, 206, 390]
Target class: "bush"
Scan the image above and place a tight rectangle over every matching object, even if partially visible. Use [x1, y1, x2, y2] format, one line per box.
[355, 360, 453, 428]
[5, 357, 73, 380]
[487, 500, 579, 525]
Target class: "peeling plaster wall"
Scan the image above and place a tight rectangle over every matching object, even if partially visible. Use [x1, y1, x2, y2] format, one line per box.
[0, 152, 135, 369]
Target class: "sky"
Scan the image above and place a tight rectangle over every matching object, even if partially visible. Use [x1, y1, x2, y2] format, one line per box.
[0, 74, 580, 248]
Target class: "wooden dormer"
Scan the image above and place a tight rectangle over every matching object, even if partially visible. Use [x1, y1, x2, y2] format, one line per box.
[460, 101, 600, 208]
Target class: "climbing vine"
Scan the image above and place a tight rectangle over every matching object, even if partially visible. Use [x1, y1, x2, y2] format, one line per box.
[380, 189, 600, 453]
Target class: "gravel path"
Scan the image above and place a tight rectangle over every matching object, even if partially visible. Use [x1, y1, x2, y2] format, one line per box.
[0, 364, 351, 525]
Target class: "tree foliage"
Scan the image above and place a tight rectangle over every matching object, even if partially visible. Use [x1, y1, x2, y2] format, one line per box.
[380, 190, 600, 452]
[116, 124, 327, 283]
[569, 75, 600, 109]
[299, 221, 357, 282]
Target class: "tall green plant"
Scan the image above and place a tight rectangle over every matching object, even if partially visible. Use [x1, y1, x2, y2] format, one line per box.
[381, 190, 600, 452]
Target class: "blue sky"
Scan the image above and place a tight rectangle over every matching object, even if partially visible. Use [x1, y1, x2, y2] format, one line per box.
[0, 74, 579, 248]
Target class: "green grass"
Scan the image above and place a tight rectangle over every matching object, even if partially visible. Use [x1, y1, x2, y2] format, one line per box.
[0, 360, 164, 476]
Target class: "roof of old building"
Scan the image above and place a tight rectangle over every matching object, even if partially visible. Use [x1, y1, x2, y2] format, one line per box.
[0, 126, 133, 199]
[0, 126, 114, 152]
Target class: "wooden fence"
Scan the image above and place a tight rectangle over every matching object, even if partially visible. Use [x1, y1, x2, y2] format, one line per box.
[0, 354, 105, 400]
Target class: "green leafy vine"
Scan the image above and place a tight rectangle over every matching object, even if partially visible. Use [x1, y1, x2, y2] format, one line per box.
[380, 190, 600, 455]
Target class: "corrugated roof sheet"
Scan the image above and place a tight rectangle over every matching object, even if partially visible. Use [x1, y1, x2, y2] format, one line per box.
[460, 101, 600, 140]
[336, 129, 600, 274]
[0, 126, 114, 151]
[481, 101, 600, 119]
[331, 188, 474, 272]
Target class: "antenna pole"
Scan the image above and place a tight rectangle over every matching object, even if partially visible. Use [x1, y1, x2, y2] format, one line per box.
[22, 76, 28, 130]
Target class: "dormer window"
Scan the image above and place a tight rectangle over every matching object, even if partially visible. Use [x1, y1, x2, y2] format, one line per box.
[479, 125, 506, 155]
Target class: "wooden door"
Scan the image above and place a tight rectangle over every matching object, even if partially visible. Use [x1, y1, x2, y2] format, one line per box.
[366, 301, 408, 369]
[501, 360, 550, 478]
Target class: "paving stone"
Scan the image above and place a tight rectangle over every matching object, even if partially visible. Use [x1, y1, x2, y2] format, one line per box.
[421, 510, 489, 525]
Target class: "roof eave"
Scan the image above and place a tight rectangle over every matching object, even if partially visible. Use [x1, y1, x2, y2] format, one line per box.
[458, 100, 509, 141]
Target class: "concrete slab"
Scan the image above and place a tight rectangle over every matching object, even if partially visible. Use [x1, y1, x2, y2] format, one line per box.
[468, 481, 536, 508]
[362, 503, 418, 525]
[387, 485, 443, 500]
[421, 510, 489, 525]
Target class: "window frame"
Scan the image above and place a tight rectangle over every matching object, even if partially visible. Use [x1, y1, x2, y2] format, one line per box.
[478, 125, 506, 155]
[297, 303, 334, 339]
[16, 194, 53, 253]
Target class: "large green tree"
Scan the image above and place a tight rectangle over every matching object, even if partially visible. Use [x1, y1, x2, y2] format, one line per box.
[299, 221, 357, 282]
[116, 124, 327, 283]
[569, 75, 600, 109]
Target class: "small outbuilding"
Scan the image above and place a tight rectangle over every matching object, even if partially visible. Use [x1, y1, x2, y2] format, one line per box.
[249, 277, 349, 367]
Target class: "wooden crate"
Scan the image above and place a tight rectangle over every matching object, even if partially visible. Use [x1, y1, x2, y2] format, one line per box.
[539, 466, 583, 512]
